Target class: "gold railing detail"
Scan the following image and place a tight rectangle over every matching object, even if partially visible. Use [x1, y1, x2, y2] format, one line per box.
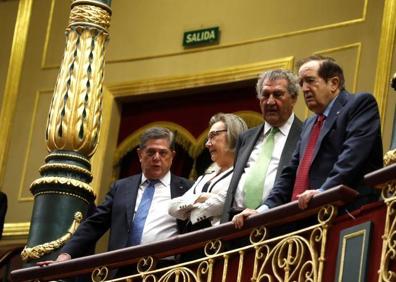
[96, 205, 336, 282]
[197, 259, 214, 282]
[137, 256, 156, 273]
[91, 266, 109, 282]
[204, 239, 223, 256]
[378, 190, 396, 282]
[377, 155, 396, 282]
[384, 149, 396, 166]
[21, 212, 83, 261]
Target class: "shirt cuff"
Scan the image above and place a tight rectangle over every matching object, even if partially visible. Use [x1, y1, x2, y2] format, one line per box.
[256, 204, 269, 213]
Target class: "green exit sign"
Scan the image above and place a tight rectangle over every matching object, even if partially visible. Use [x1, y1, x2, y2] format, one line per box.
[183, 27, 220, 48]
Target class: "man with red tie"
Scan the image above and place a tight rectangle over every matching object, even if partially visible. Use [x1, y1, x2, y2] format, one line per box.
[233, 55, 383, 228]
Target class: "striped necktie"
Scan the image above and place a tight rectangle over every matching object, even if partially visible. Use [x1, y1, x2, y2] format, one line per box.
[292, 114, 325, 200]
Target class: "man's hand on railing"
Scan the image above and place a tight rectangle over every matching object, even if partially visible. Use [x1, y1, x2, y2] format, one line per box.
[232, 208, 258, 229]
[36, 252, 72, 267]
[296, 189, 320, 209]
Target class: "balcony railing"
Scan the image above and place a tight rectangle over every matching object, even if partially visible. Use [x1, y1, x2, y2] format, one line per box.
[10, 185, 366, 282]
[8, 162, 396, 282]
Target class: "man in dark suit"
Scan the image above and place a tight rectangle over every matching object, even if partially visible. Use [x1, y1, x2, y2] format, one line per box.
[221, 69, 302, 223]
[0, 191, 7, 239]
[40, 127, 192, 270]
[233, 55, 383, 228]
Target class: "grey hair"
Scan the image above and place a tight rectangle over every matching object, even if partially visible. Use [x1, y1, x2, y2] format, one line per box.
[209, 113, 248, 152]
[139, 127, 175, 150]
[256, 69, 300, 99]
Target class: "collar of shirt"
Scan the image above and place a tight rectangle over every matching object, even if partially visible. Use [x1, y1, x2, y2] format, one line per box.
[140, 171, 171, 188]
[263, 113, 295, 137]
[204, 162, 219, 174]
[322, 95, 338, 118]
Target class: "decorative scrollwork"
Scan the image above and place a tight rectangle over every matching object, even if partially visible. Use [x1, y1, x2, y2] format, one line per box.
[257, 235, 317, 282]
[249, 226, 268, 244]
[21, 212, 83, 261]
[310, 226, 324, 246]
[30, 176, 95, 196]
[256, 244, 270, 261]
[91, 266, 108, 282]
[69, 4, 111, 32]
[317, 204, 337, 224]
[137, 256, 156, 273]
[379, 197, 396, 281]
[204, 239, 222, 256]
[384, 149, 396, 166]
[380, 180, 396, 201]
[197, 260, 210, 279]
[197, 258, 215, 281]
[374, 155, 396, 281]
[298, 260, 315, 282]
[157, 266, 197, 282]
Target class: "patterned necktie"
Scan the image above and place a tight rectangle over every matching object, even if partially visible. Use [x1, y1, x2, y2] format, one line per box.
[129, 179, 158, 246]
[244, 127, 278, 209]
[292, 114, 325, 200]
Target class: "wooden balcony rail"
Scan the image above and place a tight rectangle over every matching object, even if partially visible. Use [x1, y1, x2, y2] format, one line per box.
[10, 185, 358, 282]
[364, 162, 396, 188]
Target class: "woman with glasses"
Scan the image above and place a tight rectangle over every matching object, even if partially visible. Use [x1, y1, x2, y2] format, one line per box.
[169, 113, 247, 231]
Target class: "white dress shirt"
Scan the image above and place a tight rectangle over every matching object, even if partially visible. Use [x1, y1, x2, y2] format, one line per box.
[233, 114, 295, 210]
[168, 166, 233, 226]
[136, 171, 178, 245]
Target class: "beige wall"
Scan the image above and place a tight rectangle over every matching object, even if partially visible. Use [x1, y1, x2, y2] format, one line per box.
[0, 0, 395, 248]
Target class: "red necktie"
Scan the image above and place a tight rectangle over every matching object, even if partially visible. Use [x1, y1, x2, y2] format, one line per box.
[291, 114, 325, 200]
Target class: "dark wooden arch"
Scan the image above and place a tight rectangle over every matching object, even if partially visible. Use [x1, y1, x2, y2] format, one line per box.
[116, 80, 261, 180]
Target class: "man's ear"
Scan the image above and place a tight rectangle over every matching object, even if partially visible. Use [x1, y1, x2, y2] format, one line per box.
[137, 148, 142, 162]
[329, 76, 340, 92]
[171, 150, 176, 159]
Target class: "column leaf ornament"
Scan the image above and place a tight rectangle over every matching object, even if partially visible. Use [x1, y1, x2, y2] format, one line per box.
[24, 0, 112, 264]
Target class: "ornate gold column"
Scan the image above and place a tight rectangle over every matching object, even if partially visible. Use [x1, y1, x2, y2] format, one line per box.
[21, 0, 112, 264]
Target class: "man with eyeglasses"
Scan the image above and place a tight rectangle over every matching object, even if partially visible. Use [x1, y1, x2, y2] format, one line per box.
[221, 69, 303, 223]
[39, 127, 192, 277]
[232, 55, 383, 229]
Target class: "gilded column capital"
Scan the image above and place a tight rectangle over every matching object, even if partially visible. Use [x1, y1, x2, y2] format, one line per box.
[69, 1, 111, 32]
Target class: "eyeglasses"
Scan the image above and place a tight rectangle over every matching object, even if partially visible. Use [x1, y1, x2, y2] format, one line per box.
[207, 129, 227, 141]
[144, 148, 172, 158]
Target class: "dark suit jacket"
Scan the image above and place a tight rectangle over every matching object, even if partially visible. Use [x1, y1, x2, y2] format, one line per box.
[264, 91, 383, 210]
[0, 192, 7, 239]
[221, 116, 303, 222]
[62, 174, 192, 258]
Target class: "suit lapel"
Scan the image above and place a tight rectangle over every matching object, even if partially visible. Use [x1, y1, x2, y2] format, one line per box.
[277, 117, 301, 179]
[236, 125, 264, 175]
[170, 174, 188, 198]
[313, 91, 349, 159]
[125, 174, 141, 229]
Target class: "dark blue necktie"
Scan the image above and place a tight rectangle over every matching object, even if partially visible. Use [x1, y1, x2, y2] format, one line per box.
[129, 180, 158, 246]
